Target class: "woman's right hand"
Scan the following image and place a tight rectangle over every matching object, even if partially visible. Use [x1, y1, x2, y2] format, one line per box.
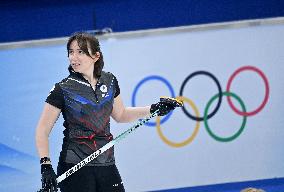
[41, 163, 58, 191]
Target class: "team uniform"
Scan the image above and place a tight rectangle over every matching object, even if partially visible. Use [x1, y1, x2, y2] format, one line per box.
[46, 70, 125, 192]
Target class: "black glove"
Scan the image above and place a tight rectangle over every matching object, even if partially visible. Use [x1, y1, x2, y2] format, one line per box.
[41, 164, 58, 192]
[150, 97, 183, 116]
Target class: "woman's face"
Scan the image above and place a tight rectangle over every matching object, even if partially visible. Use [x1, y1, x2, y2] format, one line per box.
[68, 40, 99, 75]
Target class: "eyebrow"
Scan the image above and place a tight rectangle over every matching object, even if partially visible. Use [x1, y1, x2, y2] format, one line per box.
[68, 48, 82, 50]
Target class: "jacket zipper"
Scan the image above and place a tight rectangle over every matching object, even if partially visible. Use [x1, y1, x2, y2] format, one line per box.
[88, 81, 99, 103]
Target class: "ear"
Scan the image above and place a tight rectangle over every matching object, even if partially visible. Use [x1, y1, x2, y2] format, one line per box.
[95, 52, 100, 59]
[93, 52, 100, 63]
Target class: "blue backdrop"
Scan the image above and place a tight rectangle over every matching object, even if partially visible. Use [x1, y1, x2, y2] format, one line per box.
[1, 0, 284, 43]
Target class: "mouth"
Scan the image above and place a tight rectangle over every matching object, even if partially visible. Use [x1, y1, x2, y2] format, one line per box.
[71, 63, 80, 67]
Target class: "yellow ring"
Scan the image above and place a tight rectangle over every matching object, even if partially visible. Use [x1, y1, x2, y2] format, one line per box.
[156, 96, 200, 148]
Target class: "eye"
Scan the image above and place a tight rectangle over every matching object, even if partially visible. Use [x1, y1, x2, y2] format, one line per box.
[68, 50, 74, 55]
[78, 50, 85, 55]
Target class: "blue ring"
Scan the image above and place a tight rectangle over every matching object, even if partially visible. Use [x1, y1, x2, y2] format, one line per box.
[131, 75, 175, 126]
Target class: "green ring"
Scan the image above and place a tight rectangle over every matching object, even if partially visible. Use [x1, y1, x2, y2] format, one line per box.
[204, 92, 247, 142]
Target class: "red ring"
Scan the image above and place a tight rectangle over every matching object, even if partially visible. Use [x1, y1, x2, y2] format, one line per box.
[226, 66, 269, 116]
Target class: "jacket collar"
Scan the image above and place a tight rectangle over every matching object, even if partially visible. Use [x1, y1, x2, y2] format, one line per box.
[68, 65, 102, 83]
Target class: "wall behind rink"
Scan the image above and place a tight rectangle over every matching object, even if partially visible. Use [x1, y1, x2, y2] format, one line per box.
[1, 0, 284, 43]
[0, 20, 284, 191]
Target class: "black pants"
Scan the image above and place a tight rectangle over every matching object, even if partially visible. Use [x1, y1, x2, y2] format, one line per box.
[57, 162, 125, 192]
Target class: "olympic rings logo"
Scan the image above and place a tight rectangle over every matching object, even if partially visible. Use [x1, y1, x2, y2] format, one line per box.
[132, 66, 270, 148]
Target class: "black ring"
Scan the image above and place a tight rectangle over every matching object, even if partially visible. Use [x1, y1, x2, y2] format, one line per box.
[179, 71, 223, 121]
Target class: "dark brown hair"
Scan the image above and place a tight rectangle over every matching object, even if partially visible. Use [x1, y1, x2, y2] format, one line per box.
[67, 32, 104, 78]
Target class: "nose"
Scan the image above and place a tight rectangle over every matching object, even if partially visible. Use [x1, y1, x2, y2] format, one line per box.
[69, 52, 79, 61]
